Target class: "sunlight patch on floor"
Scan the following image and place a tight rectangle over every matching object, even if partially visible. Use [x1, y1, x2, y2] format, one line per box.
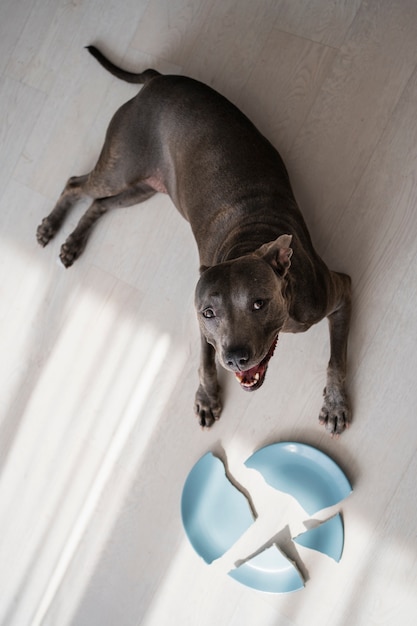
[0, 266, 187, 626]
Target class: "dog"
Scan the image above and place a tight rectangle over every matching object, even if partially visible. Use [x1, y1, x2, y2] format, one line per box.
[37, 46, 352, 436]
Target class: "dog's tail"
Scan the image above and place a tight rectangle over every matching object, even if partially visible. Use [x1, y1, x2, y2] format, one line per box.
[86, 46, 161, 84]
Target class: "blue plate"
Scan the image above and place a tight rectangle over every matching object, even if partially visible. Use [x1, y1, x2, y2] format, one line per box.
[181, 444, 352, 592]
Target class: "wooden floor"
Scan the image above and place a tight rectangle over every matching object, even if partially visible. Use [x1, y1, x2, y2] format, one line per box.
[1, 1, 417, 624]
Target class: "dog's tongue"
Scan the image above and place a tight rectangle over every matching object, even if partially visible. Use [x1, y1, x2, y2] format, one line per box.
[235, 337, 278, 390]
[236, 363, 263, 386]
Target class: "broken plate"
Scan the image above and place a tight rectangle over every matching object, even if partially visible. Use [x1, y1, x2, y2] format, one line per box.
[181, 444, 352, 592]
[181, 452, 254, 564]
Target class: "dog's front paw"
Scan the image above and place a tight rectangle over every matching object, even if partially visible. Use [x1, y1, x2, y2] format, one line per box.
[37, 217, 58, 247]
[59, 235, 85, 268]
[319, 387, 351, 437]
[194, 385, 222, 429]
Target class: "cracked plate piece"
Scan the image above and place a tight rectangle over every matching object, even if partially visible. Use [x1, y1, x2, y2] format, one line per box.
[228, 545, 304, 593]
[181, 452, 254, 564]
[294, 514, 345, 562]
[245, 442, 352, 515]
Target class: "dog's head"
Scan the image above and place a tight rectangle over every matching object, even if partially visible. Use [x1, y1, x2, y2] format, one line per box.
[195, 235, 292, 391]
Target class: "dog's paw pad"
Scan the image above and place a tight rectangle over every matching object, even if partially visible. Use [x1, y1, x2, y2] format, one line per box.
[36, 219, 57, 247]
[59, 244, 77, 268]
[59, 237, 85, 267]
[319, 389, 351, 437]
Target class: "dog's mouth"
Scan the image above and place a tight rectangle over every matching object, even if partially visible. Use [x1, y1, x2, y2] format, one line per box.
[234, 337, 278, 391]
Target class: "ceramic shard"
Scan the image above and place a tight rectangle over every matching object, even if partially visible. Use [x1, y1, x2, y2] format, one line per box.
[245, 442, 352, 515]
[181, 452, 254, 563]
[228, 543, 304, 593]
[293, 514, 345, 562]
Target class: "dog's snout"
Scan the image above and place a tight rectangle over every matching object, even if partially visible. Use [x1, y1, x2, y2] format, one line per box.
[224, 347, 250, 371]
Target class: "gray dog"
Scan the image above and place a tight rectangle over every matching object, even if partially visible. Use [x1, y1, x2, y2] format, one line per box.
[37, 46, 352, 436]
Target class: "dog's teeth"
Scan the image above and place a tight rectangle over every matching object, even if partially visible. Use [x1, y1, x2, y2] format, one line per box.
[236, 371, 261, 388]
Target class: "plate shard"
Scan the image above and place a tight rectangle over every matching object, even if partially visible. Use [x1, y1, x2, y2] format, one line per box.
[293, 514, 345, 562]
[181, 452, 254, 564]
[228, 544, 304, 594]
[244, 442, 352, 515]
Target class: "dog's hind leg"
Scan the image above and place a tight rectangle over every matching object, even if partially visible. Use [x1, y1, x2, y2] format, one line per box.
[36, 174, 90, 246]
[59, 182, 156, 267]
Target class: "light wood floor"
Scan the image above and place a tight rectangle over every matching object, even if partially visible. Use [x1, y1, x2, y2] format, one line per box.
[1, 1, 417, 624]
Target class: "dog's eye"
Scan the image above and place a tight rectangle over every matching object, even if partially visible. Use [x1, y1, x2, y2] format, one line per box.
[203, 308, 215, 319]
[253, 300, 265, 310]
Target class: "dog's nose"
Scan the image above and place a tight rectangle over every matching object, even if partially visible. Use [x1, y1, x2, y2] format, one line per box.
[224, 348, 250, 371]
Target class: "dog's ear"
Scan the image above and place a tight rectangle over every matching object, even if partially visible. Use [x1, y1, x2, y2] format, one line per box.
[199, 264, 211, 274]
[255, 234, 293, 276]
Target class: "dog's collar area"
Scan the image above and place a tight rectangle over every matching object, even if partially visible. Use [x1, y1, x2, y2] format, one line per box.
[235, 336, 278, 391]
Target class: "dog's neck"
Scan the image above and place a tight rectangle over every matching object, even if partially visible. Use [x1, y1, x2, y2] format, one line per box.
[209, 222, 286, 265]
